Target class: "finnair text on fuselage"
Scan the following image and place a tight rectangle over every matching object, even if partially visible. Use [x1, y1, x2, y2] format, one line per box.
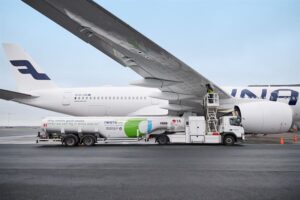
[224, 86, 299, 106]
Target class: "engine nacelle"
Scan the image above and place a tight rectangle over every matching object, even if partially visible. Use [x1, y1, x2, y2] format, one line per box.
[235, 101, 293, 134]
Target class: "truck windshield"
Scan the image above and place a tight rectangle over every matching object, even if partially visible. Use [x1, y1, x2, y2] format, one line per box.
[230, 117, 241, 126]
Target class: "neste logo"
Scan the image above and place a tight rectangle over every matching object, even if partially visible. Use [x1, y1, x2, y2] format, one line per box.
[10, 60, 50, 80]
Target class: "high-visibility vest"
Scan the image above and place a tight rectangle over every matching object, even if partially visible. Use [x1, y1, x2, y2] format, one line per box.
[208, 89, 214, 94]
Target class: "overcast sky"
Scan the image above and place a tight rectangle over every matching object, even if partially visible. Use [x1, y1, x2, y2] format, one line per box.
[0, 0, 299, 126]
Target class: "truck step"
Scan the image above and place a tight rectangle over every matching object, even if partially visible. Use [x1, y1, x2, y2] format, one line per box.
[99, 137, 144, 142]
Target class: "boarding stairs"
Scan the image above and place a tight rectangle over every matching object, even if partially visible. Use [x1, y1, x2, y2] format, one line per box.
[204, 93, 219, 133]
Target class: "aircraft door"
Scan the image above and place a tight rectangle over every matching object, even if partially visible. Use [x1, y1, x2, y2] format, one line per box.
[62, 92, 72, 106]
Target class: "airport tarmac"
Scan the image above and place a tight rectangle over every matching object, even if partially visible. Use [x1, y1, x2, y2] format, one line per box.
[0, 127, 300, 200]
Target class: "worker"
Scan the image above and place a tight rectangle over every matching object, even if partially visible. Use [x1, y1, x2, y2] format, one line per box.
[206, 84, 214, 103]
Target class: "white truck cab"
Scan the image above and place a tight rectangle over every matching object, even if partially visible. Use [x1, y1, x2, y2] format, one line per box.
[218, 116, 245, 145]
[219, 116, 244, 133]
[162, 116, 245, 145]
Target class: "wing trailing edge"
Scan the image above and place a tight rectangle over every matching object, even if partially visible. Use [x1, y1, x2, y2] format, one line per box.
[0, 89, 36, 101]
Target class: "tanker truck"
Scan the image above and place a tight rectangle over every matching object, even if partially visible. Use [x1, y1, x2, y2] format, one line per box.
[37, 115, 244, 146]
[38, 116, 185, 146]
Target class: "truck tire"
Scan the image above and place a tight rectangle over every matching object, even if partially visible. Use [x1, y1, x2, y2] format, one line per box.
[157, 135, 169, 145]
[82, 135, 96, 146]
[223, 135, 235, 146]
[64, 134, 77, 147]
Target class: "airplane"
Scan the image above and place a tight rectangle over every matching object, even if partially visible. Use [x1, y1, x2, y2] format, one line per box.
[0, 0, 299, 134]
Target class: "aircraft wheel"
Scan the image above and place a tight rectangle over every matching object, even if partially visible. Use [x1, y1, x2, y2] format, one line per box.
[64, 134, 77, 147]
[157, 135, 169, 145]
[82, 135, 96, 146]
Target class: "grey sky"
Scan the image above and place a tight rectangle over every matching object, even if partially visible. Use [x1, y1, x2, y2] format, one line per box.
[0, 0, 299, 125]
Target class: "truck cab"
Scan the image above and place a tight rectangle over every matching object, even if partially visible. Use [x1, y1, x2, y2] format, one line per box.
[162, 116, 245, 145]
[218, 116, 245, 145]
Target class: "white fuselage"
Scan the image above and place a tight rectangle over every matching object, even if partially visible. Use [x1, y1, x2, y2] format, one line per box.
[16, 87, 167, 116]
[14, 86, 300, 128]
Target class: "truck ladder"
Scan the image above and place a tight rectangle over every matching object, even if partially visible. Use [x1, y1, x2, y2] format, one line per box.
[204, 93, 219, 133]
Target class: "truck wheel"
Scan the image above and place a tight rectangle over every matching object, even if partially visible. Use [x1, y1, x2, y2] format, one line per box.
[157, 135, 169, 145]
[223, 135, 235, 146]
[64, 135, 77, 147]
[82, 135, 96, 146]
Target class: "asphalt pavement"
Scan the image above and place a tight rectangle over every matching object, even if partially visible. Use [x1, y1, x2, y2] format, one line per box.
[0, 142, 300, 200]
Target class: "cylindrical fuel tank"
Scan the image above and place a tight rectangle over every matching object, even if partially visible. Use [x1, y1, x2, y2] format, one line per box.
[41, 116, 185, 138]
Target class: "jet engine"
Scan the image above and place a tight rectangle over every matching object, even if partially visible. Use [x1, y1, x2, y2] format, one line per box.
[234, 101, 293, 134]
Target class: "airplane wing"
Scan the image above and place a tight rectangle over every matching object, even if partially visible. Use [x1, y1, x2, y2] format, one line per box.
[0, 89, 36, 101]
[22, 0, 232, 113]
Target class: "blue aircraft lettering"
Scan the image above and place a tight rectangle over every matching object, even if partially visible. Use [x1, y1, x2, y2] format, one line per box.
[261, 89, 267, 99]
[270, 89, 299, 106]
[231, 88, 298, 106]
[240, 89, 257, 98]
